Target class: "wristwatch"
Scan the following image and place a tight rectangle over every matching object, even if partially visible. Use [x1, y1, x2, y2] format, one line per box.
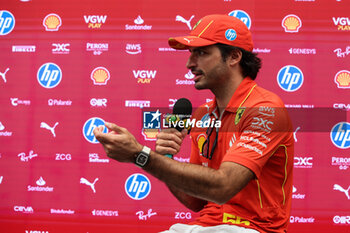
[135, 146, 151, 167]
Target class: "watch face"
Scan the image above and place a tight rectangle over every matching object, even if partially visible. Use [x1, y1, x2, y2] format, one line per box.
[136, 153, 148, 166]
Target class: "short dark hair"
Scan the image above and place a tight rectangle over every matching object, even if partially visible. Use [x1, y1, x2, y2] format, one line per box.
[215, 43, 262, 80]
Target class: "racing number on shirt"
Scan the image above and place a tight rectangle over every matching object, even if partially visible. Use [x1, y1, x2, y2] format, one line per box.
[223, 213, 250, 226]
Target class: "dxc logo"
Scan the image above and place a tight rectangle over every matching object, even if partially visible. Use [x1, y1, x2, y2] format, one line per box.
[294, 157, 313, 168]
[277, 65, 303, 92]
[0, 11, 15, 35]
[52, 43, 70, 53]
[228, 10, 251, 29]
[331, 122, 350, 149]
[125, 173, 151, 200]
[37, 63, 62, 88]
[83, 117, 107, 143]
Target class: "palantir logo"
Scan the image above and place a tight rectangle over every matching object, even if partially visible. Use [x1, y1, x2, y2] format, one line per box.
[228, 10, 251, 29]
[37, 63, 62, 88]
[0, 11, 15, 35]
[125, 173, 151, 200]
[330, 122, 350, 149]
[83, 117, 108, 143]
[277, 65, 303, 92]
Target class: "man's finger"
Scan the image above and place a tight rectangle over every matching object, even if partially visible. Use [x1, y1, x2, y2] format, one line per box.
[105, 122, 127, 134]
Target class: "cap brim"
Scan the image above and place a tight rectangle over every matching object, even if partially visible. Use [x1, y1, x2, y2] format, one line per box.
[168, 36, 217, 50]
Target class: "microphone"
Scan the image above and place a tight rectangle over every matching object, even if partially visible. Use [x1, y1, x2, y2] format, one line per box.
[165, 98, 192, 158]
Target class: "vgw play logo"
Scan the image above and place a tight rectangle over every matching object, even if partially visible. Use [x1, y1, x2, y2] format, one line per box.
[277, 65, 303, 92]
[125, 173, 151, 200]
[331, 122, 350, 149]
[0, 11, 15, 35]
[83, 117, 108, 143]
[37, 63, 62, 88]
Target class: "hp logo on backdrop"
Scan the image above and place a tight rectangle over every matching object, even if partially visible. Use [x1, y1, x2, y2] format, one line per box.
[331, 122, 350, 149]
[0, 11, 15, 35]
[83, 117, 107, 143]
[37, 63, 62, 88]
[277, 65, 303, 92]
[125, 173, 151, 200]
[228, 10, 251, 29]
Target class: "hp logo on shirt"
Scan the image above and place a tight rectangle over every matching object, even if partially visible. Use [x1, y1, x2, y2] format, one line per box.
[83, 117, 108, 143]
[37, 63, 62, 88]
[0, 11, 15, 35]
[277, 65, 303, 92]
[228, 10, 251, 29]
[125, 173, 151, 200]
[330, 122, 350, 149]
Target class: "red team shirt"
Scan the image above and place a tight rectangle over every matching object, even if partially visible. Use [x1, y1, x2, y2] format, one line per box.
[189, 78, 294, 233]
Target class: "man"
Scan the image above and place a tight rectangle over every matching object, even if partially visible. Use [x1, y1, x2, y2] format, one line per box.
[94, 14, 294, 233]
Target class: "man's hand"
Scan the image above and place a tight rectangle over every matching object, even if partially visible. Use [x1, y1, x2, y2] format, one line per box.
[93, 122, 143, 163]
[155, 128, 187, 155]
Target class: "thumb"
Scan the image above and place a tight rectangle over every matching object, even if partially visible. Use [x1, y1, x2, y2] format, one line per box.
[181, 129, 188, 138]
[105, 122, 126, 134]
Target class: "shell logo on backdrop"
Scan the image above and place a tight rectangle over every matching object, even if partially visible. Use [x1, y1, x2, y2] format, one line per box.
[228, 10, 251, 29]
[43, 13, 62, 31]
[334, 70, 350, 89]
[282, 14, 302, 33]
[0, 10, 15, 35]
[277, 65, 304, 92]
[91, 67, 110, 85]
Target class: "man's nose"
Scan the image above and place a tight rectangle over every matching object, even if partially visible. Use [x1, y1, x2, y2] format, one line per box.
[186, 54, 196, 69]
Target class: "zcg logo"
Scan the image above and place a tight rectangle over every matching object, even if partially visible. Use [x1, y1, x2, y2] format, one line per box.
[37, 63, 62, 88]
[228, 10, 251, 29]
[331, 122, 350, 149]
[0, 11, 15, 35]
[83, 117, 107, 143]
[277, 65, 303, 92]
[125, 173, 151, 200]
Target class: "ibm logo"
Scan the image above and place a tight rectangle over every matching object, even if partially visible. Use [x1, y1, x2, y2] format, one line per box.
[125, 173, 151, 200]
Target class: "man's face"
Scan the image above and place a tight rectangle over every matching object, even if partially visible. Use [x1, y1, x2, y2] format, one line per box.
[186, 45, 230, 90]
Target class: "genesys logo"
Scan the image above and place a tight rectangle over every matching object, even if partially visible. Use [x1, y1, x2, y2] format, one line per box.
[12, 45, 35, 52]
[294, 156, 313, 168]
[176, 71, 195, 85]
[332, 17, 350, 31]
[0, 11, 15, 35]
[125, 173, 151, 200]
[126, 43, 141, 54]
[84, 15, 107, 29]
[330, 122, 350, 149]
[28, 177, 54, 192]
[126, 16, 152, 30]
[334, 215, 350, 224]
[332, 156, 350, 170]
[91, 67, 110, 85]
[277, 65, 304, 92]
[290, 216, 315, 223]
[52, 43, 70, 54]
[86, 43, 109, 55]
[133, 70, 157, 84]
[90, 98, 107, 107]
[334, 46, 350, 58]
[10, 98, 31, 106]
[14, 206, 34, 214]
[83, 117, 107, 143]
[92, 209, 118, 217]
[228, 10, 251, 29]
[289, 48, 316, 55]
[37, 63, 62, 88]
[282, 14, 302, 33]
[43, 13, 62, 31]
[334, 70, 350, 89]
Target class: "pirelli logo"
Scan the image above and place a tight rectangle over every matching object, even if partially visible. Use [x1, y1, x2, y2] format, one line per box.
[223, 213, 250, 226]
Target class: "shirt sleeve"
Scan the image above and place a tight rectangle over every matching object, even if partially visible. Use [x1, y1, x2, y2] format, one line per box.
[222, 105, 293, 178]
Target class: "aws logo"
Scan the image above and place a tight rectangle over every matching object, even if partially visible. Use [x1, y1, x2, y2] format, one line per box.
[133, 70, 157, 84]
[84, 15, 107, 29]
[277, 65, 303, 92]
[282, 14, 302, 33]
[43, 13, 62, 31]
[228, 10, 251, 29]
[0, 10, 15, 35]
[126, 44, 141, 54]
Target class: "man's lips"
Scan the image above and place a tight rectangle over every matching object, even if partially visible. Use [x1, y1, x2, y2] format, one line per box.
[192, 71, 203, 82]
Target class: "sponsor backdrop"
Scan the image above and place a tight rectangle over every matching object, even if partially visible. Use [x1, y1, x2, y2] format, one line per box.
[0, 0, 349, 232]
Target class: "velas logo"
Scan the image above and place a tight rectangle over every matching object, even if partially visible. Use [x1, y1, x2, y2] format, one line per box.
[84, 15, 107, 29]
[334, 70, 350, 88]
[133, 70, 156, 84]
[126, 44, 141, 54]
[142, 110, 161, 140]
[228, 10, 251, 29]
[282, 14, 302, 33]
[91, 67, 110, 85]
[37, 63, 62, 88]
[43, 13, 62, 31]
[330, 122, 350, 149]
[83, 117, 108, 143]
[125, 173, 151, 200]
[0, 11, 15, 35]
[277, 65, 303, 92]
[332, 17, 350, 31]
[225, 29, 237, 41]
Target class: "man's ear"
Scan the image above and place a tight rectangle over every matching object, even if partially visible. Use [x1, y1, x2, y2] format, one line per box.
[228, 49, 242, 67]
